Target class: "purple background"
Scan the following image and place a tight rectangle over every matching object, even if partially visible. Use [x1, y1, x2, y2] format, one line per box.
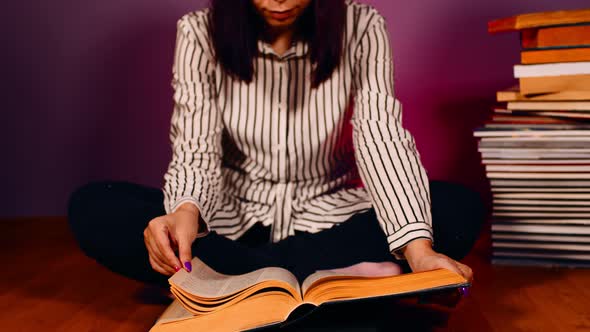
[3, 0, 588, 217]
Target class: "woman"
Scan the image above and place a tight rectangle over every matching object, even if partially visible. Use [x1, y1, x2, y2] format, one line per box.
[68, 0, 484, 287]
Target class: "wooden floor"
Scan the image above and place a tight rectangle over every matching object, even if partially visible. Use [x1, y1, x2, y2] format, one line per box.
[1, 218, 589, 332]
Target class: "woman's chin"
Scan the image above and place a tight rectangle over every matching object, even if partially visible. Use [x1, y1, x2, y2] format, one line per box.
[265, 17, 298, 29]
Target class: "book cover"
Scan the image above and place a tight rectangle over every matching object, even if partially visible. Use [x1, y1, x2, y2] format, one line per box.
[496, 86, 590, 102]
[521, 48, 590, 64]
[520, 74, 590, 94]
[488, 8, 590, 33]
[514, 62, 590, 78]
[507, 101, 590, 111]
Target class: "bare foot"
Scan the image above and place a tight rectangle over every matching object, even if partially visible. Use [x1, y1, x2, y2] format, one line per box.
[328, 261, 402, 277]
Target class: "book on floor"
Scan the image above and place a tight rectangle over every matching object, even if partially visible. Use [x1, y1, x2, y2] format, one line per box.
[519, 74, 590, 94]
[513, 62, 590, 78]
[488, 8, 590, 33]
[493, 241, 590, 252]
[507, 100, 590, 111]
[490, 114, 581, 124]
[496, 86, 590, 102]
[521, 48, 590, 65]
[475, 127, 590, 137]
[493, 232, 590, 243]
[492, 222, 590, 233]
[490, 108, 590, 122]
[491, 179, 590, 187]
[486, 165, 590, 172]
[532, 111, 590, 120]
[149, 257, 469, 332]
[482, 8, 590, 268]
[520, 24, 590, 49]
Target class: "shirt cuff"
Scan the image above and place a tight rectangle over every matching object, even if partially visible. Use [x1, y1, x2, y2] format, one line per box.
[387, 223, 434, 260]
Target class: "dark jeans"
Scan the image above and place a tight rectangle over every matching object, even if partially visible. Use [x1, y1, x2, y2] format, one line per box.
[67, 181, 485, 286]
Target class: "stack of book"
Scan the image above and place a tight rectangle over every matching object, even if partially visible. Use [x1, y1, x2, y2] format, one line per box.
[476, 8, 590, 267]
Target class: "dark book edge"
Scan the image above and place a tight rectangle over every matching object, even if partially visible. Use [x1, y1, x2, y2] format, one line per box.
[492, 256, 590, 268]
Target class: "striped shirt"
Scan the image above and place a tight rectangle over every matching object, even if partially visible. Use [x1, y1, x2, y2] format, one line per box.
[163, 0, 433, 254]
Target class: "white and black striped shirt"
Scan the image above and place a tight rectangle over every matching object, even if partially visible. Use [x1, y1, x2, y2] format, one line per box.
[163, 0, 433, 254]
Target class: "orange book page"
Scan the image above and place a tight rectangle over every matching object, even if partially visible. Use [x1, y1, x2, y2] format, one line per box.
[150, 292, 299, 332]
[172, 280, 301, 315]
[302, 269, 468, 305]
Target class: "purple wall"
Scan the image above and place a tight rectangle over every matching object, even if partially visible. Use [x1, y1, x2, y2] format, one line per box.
[4, 0, 588, 217]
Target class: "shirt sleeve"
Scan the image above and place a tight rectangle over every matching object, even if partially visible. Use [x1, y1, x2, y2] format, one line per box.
[351, 13, 433, 256]
[162, 14, 223, 227]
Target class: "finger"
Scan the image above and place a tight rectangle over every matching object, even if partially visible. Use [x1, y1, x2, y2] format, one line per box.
[148, 255, 174, 276]
[447, 260, 470, 281]
[438, 258, 464, 276]
[152, 222, 183, 269]
[457, 262, 473, 281]
[177, 233, 194, 272]
[145, 231, 179, 273]
[150, 250, 176, 275]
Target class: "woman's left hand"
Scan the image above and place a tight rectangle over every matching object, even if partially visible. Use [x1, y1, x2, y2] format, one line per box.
[402, 239, 473, 281]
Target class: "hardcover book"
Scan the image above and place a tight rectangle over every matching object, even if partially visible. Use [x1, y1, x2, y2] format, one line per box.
[149, 258, 469, 332]
[520, 24, 590, 49]
[496, 86, 590, 102]
[521, 48, 590, 65]
[488, 8, 590, 33]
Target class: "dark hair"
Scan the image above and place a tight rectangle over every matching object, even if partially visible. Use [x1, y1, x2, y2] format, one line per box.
[209, 0, 346, 88]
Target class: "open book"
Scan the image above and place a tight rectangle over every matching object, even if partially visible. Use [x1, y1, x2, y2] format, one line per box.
[150, 258, 469, 332]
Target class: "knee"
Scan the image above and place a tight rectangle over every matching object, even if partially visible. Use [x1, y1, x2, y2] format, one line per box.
[67, 181, 118, 257]
[67, 181, 113, 225]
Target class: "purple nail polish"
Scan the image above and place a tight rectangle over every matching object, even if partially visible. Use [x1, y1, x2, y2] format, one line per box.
[459, 287, 469, 297]
[184, 261, 192, 272]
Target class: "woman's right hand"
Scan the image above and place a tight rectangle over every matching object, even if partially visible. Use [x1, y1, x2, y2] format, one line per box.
[143, 203, 201, 276]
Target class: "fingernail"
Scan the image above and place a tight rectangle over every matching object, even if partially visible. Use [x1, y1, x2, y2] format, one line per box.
[184, 261, 192, 272]
[174, 266, 181, 272]
[459, 287, 469, 297]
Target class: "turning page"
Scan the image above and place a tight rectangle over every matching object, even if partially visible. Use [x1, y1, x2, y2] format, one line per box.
[155, 299, 193, 324]
[169, 257, 301, 298]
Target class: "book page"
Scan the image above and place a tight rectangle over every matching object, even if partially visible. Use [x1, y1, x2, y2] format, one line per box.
[301, 263, 405, 296]
[302, 269, 468, 305]
[301, 269, 373, 295]
[155, 299, 193, 324]
[169, 257, 300, 298]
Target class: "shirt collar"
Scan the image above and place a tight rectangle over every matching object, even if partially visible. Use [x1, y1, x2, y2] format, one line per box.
[257, 39, 309, 60]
